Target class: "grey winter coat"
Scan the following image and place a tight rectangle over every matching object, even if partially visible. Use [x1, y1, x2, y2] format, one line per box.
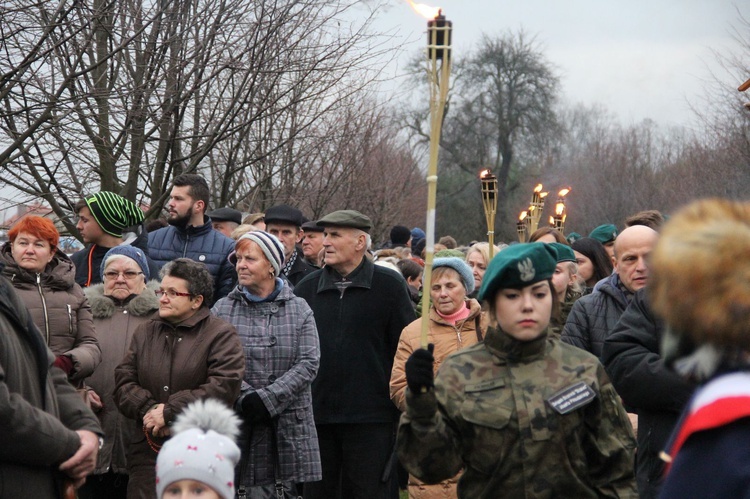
[212, 282, 322, 486]
[83, 280, 160, 475]
[561, 273, 630, 359]
[0, 271, 101, 498]
[1, 243, 101, 382]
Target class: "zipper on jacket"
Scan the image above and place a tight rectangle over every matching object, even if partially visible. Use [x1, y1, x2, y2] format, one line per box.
[37, 273, 50, 345]
[182, 233, 189, 258]
[67, 304, 73, 335]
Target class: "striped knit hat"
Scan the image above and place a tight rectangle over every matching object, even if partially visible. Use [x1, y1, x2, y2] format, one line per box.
[230, 231, 285, 277]
[84, 192, 144, 237]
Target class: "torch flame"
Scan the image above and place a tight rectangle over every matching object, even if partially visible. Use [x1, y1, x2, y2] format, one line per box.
[533, 184, 543, 193]
[549, 216, 555, 225]
[555, 202, 565, 216]
[405, 0, 441, 19]
[540, 191, 548, 199]
[519, 211, 527, 221]
[558, 188, 570, 197]
[480, 169, 491, 179]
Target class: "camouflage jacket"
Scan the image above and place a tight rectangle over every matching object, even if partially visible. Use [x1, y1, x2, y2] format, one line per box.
[397, 327, 638, 499]
[549, 289, 583, 339]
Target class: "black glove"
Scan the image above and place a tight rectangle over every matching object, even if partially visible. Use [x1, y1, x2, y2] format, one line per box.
[405, 344, 435, 394]
[240, 392, 272, 424]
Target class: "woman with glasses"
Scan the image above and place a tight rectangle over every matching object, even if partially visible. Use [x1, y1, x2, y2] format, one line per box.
[114, 258, 245, 498]
[0, 215, 100, 383]
[78, 246, 159, 499]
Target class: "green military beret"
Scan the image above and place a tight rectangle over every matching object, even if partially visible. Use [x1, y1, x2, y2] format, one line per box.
[548, 242, 576, 263]
[589, 224, 618, 244]
[317, 209, 372, 233]
[478, 243, 557, 301]
[566, 232, 582, 244]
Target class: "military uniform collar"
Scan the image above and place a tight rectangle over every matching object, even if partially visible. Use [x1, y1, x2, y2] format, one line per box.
[484, 325, 549, 362]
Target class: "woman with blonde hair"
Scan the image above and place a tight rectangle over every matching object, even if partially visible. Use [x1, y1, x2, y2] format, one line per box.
[464, 242, 502, 298]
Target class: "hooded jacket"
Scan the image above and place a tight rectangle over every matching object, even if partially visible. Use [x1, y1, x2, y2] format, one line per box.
[147, 216, 236, 303]
[561, 273, 629, 358]
[0, 270, 102, 498]
[1, 243, 101, 382]
[83, 280, 160, 475]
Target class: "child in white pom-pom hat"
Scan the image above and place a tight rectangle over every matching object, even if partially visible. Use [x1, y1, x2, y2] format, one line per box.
[156, 399, 241, 499]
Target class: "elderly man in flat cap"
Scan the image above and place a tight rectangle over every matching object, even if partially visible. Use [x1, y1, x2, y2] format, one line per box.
[72, 191, 160, 287]
[207, 207, 242, 238]
[295, 210, 416, 499]
[264, 204, 316, 286]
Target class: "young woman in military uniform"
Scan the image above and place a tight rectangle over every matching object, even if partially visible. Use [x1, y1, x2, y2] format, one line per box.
[397, 243, 638, 498]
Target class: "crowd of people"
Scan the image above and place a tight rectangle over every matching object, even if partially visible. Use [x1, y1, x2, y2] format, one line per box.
[1, 174, 747, 499]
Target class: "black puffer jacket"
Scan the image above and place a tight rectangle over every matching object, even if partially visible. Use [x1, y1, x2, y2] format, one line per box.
[601, 289, 695, 499]
[561, 273, 629, 358]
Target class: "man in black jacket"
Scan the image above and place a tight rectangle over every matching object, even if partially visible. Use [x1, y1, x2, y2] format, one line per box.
[295, 210, 416, 499]
[264, 204, 315, 286]
[602, 289, 694, 499]
[562, 224, 658, 358]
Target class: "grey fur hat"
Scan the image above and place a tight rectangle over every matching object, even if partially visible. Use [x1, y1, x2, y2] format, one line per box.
[433, 257, 475, 294]
[155, 399, 241, 499]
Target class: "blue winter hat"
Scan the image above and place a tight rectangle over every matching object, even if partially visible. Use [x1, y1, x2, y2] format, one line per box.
[411, 227, 426, 241]
[100, 245, 150, 281]
[433, 257, 475, 294]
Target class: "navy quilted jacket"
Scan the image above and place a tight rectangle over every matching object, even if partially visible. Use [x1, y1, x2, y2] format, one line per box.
[147, 216, 236, 303]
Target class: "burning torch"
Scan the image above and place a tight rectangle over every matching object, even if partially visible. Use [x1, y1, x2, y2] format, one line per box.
[408, 1, 452, 349]
[480, 169, 498, 260]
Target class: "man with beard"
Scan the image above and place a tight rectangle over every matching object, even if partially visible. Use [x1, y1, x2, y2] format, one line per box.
[147, 174, 236, 303]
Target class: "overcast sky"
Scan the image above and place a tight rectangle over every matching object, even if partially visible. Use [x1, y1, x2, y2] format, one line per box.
[361, 0, 749, 127]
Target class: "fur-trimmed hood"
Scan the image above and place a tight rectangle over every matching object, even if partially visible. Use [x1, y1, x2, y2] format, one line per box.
[84, 279, 160, 319]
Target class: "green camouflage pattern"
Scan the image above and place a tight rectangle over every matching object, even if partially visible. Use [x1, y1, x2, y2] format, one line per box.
[549, 289, 583, 339]
[397, 327, 637, 498]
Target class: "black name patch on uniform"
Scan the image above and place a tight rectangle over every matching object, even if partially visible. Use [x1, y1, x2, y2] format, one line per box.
[546, 381, 596, 414]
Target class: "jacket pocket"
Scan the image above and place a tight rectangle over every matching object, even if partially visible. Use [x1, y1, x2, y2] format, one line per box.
[459, 383, 513, 475]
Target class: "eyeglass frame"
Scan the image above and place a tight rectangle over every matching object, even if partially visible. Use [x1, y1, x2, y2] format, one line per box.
[103, 270, 144, 280]
[154, 289, 195, 299]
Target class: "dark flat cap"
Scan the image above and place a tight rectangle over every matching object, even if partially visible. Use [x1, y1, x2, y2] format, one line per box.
[301, 220, 324, 233]
[317, 210, 372, 233]
[264, 204, 304, 227]
[207, 207, 242, 224]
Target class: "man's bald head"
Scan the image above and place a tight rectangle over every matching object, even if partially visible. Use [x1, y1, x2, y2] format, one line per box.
[613, 225, 659, 293]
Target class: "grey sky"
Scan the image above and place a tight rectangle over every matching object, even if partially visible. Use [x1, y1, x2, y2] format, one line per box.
[362, 0, 748, 127]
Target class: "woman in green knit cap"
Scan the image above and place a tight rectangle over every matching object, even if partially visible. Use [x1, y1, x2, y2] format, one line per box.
[397, 243, 637, 498]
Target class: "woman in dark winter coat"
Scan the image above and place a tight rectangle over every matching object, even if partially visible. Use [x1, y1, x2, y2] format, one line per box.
[212, 231, 321, 498]
[78, 246, 160, 499]
[648, 199, 750, 498]
[115, 258, 244, 499]
[1, 215, 100, 383]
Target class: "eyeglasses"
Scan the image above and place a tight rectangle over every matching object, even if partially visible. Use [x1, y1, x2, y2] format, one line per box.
[155, 289, 194, 299]
[103, 271, 144, 280]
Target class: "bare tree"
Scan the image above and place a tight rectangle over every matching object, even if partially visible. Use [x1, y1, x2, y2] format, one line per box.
[403, 30, 561, 243]
[0, 0, 393, 234]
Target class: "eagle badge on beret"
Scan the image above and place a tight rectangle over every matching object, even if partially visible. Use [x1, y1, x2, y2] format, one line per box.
[518, 258, 535, 282]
